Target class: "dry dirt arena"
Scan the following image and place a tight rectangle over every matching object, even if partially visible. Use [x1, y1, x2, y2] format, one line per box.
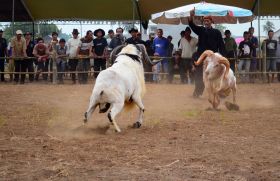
[0, 82, 280, 181]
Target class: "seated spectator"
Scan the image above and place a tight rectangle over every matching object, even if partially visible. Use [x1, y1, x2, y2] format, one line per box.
[168, 51, 186, 84]
[33, 38, 50, 81]
[56, 38, 68, 84]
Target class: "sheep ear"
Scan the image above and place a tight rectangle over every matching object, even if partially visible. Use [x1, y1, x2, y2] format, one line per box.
[218, 57, 230, 78]
[195, 50, 214, 66]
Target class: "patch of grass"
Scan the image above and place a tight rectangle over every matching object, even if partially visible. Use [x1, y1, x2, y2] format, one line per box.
[182, 109, 202, 118]
[0, 116, 7, 128]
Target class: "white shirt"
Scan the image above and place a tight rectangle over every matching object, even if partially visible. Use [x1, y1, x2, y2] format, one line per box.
[179, 37, 198, 58]
[67, 37, 80, 58]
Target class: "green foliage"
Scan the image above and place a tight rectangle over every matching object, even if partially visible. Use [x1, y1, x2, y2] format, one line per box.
[263, 20, 275, 34]
[1, 22, 61, 40]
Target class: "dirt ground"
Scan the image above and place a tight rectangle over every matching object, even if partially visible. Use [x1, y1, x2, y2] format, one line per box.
[0, 81, 280, 181]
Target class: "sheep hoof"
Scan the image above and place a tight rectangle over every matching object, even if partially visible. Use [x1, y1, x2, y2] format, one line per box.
[133, 122, 141, 128]
[225, 101, 240, 111]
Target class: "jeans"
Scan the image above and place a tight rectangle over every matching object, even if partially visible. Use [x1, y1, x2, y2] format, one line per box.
[36, 60, 49, 81]
[238, 59, 251, 82]
[93, 58, 106, 78]
[68, 59, 78, 82]
[77, 58, 90, 84]
[57, 60, 66, 82]
[266, 58, 276, 72]
[21, 59, 34, 83]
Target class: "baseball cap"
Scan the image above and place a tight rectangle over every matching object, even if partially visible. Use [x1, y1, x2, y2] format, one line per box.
[16, 30, 23, 35]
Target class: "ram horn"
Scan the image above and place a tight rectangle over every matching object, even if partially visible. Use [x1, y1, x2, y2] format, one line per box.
[218, 57, 230, 78]
[194, 50, 214, 66]
[135, 44, 160, 65]
[110, 45, 126, 63]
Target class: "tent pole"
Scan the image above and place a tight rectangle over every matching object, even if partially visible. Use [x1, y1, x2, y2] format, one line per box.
[32, 21, 35, 42]
[12, 0, 15, 35]
[134, 0, 142, 33]
[132, 0, 135, 28]
[257, 0, 262, 73]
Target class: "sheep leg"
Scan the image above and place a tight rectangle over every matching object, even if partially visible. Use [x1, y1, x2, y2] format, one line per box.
[84, 98, 98, 124]
[132, 97, 145, 128]
[232, 87, 236, 104]
[107, 103, 123, 133]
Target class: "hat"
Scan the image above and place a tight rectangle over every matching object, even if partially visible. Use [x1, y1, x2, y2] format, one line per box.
[185, 27, 191, 32]
[72, 29, 79, 34]
[52, 32, 58, 36]
[94, 28, 105, 37]
[0, 29, 3, 33]
[203, 16, 213, 22]
[16, 30, 23, 35]
[129, 28, 138, 34]
[224, 30, 231, 35]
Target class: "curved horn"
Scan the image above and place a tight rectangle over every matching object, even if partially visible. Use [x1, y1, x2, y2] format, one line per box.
[135, 44, 156, 65]
[218, 57, 230, 78]
[195, 50, 214, 66]
[110, 45, 126, 63]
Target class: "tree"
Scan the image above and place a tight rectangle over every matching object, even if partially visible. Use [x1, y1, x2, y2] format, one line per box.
[2, 22, 61, 40]
[215, 24, 227, 34]
[263, 20, 275, 34]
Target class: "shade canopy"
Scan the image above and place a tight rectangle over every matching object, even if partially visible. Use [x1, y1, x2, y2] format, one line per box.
[152, 2, 254, 25]
[0, 0, 279, 22]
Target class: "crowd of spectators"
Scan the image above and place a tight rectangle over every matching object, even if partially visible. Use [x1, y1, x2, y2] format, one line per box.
[0, 19, 280, 88]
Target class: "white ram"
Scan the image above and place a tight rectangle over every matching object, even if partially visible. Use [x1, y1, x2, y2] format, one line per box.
[195, 50, 239, 110]
[83, 44, 156, 132]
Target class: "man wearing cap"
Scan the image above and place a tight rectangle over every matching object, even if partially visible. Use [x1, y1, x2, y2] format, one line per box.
[93, 28, 108, 78]
[0, 29, 8, 82]
[188, 10, 225, 97]
[178, 27, 198, 84]
[10, 30, 27, 84]
[67, 29, 80, 84]
[126, 28, 145, 45]
[224, 30, 237, 73]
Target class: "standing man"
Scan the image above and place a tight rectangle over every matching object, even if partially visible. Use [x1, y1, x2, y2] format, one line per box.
[224, 30, 237, 73]
[77, 30, 93, 84]
[144, 33, 155, 82]
[67, 29, 80, 84]
[152, 28, 169, 82]
[106, 29, 114, 45]
[178, 27, 198, 84]
[262, 30, 277, 83]
[276, 36, 280, 82]
[126, 28, 145, 45]
[93, 28, 108, 78]
[108, 27, 125, 50]
[48, 32, 59, 82]
[248, 27, 259, 82]
[0, 29, 8, 82]
[22, 31, 35, 83]
[10, 30, 27, 84]
[188, 10, 225, 97]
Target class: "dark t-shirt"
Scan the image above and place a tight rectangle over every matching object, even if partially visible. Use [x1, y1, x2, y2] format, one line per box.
[26, 41, 35, 57]
[93, 38, 108, 56]
[126, 37, 146, 45]
[265, 39, 277, 57]
[239, 40, 252, 58]
[0, 37, 7, 57]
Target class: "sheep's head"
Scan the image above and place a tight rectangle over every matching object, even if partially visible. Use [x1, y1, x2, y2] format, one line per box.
[195, 50, 230, 80]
